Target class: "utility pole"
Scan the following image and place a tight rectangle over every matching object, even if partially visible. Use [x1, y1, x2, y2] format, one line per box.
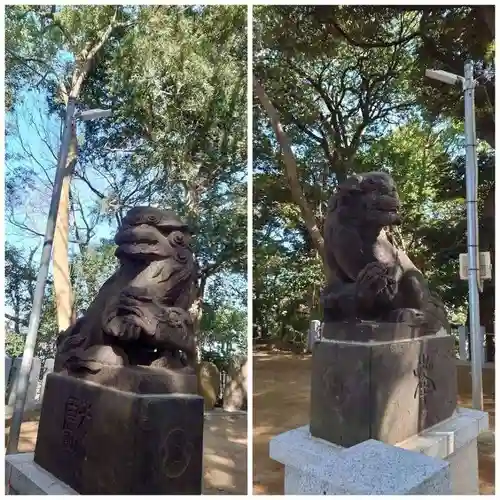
[425, 61, 483, 410]
[463, 60, 483, 410]
[6, 102, 113, 454]
[7, 97, 77, 454]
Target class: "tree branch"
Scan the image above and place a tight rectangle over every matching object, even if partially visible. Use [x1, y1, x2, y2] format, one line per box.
[330, 17, 420, 49]
[254, 77, 325, 263]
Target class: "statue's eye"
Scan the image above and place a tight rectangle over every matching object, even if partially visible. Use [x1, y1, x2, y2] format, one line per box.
[363, 178, 378, 190]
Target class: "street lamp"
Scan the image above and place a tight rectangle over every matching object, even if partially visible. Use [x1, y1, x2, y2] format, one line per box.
[424, 69, 463, 86]
[426, 61, 483, 411]
[6, 103, 112, 454]
[75, 108, 113, 121]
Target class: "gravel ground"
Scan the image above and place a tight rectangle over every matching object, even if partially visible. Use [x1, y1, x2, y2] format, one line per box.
[5, 408, 247, 495]
[253, 350, 495, 495]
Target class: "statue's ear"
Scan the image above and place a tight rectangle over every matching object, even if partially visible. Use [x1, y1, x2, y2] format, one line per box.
[339, 175, 363, 193]
[327, 175, 363, 212]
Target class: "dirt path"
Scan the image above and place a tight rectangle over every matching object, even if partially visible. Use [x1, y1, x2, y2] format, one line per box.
[253, 351, 495, 495]
[5, 409, 247, 495]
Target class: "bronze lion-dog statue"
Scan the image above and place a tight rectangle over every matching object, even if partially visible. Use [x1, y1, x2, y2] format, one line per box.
[321, 171, 449, 334]
[55, 206, 198, 391]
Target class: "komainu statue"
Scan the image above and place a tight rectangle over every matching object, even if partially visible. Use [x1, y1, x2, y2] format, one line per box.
[321, 172, 449, 334]
[55, 206, 198, 389]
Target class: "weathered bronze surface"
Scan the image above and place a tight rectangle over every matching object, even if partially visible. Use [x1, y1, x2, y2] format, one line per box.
[55, 206, 198, 383]
[34, 207, 204, 494]
[321, 172, 449, 334]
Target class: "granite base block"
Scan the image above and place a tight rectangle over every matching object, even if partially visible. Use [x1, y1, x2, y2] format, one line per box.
[6, 453, 77, 495]
[34, 372, 204, 495]
[274, 436, 450, 495]
[397, 406, 489, 495]
[270, 407, 488, 495]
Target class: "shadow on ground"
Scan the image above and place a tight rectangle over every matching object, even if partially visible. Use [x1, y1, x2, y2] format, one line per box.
[5, 408, 247, 495]
[253, 349, 495, 495]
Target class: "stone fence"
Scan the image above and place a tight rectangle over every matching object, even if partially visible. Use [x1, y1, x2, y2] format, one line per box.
[5, 356, 54, 413]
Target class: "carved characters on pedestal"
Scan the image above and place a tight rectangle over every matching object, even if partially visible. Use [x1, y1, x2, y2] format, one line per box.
[413, 353, 436, 400]
[62, 396, 92, 457]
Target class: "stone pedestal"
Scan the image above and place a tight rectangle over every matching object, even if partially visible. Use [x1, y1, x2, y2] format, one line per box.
[33, 372, 204, 495]
[223, 358, 248, 411]
[310, 322, 457, 447]
[270, 407, 488, 495]
[398, 407, 489, 495]
[6, 453, 77, 495]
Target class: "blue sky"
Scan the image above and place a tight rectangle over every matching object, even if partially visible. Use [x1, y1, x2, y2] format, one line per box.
[6, 88, 247, 313]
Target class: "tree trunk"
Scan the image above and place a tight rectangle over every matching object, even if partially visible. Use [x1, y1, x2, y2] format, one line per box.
[189, 271, 207, 362]
[51, 12, 122, 332]
[254, 78, 326, 265]
[53, 123, 77, 332]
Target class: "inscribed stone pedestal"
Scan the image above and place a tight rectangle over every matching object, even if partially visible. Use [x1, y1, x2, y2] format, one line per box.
[222, 358, 248, 411]
[197, 361, 220, 410]
[34, 373, 204, 495]
[7, 357, 42, 408]
[39, 358, 55, 402]
[27, 357, 42, 405]
[310, 323, 457, 447]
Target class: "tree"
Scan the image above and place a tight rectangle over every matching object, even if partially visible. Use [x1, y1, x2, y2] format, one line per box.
[302, 6, 495, 148]
[74, 5, 248, 336]
[254, 5, 418, 258]
[5, 244, 59, 363]
[6, 5, 248, 362]
[253, 5, 495, 353]
[6, 6, 136, 333]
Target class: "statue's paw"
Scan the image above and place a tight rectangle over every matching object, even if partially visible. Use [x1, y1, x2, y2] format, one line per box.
[106, 314, 142, 341]
[122, 319, 142, 340]
[357, 262, 391, 289]
[388, 308, 425, 325]
[356, 262, 397, 305]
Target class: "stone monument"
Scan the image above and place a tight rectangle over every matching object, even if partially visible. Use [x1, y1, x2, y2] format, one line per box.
[313, 171, 456, 446]
[270, 172, 489, 494]
[7, 207, 204, 495]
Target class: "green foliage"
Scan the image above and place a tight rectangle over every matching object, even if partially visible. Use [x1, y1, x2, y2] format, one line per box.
[4, 244, 59, 362]
[253, 5, 495, 345]
[5, 5, 248, 362]
[5, 332, 26, 358]
[70, 241, 118, 314]
[200, 303, 246, 370]
[199, 274, 247, 368]
[5, 6, 62, 110]
[253, 247, 322, 343]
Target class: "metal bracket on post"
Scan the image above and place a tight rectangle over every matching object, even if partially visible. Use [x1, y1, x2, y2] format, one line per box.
[307, 320, 322, 352]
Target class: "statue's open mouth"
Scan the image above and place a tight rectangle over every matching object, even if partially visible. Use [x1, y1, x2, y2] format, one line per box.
[375, 207, 401, 225]
[373, 195, 401, 222]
